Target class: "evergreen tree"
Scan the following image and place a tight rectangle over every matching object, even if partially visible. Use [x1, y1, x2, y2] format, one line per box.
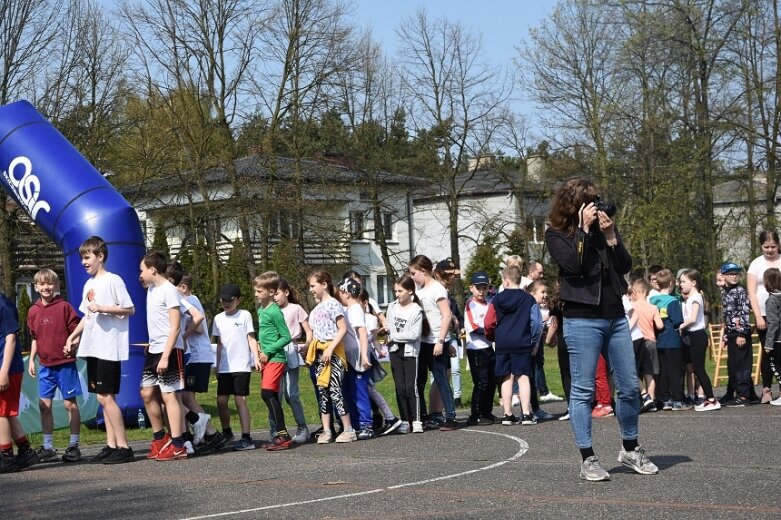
[465, 234, 502, 288]
[224, 238, 254, 316]
[151, 221, 170, 257]
[270, 238, 301, 289]
[17, 288, 32, 351]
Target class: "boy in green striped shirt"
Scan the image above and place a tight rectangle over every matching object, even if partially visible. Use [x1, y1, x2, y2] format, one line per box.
[254, 272, 293, 451]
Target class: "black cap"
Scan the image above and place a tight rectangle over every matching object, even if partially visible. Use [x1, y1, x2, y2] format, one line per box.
[435, 258, 461, 275]
[338, 277, 361, 296]
[471, 271, 490, 285]
[218, 283, 241, 300]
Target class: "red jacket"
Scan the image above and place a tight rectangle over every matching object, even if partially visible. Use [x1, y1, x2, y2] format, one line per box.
[27, 295, 81, 367]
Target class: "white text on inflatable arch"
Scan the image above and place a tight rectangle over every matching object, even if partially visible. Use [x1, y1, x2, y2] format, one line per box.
[2, 156, 51, 219]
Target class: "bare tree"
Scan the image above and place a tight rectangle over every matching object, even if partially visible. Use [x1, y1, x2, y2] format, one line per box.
[0, 0, 61, 295]
[397, 8, 512, 303]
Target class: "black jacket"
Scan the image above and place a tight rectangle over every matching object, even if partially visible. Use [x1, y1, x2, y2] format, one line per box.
[545, 225, 632, 306]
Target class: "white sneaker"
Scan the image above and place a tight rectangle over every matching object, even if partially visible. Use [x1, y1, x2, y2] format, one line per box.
[558, 412, 570, 421]
[770, 396, 781, 406]
[539, 392, 564, 403]
[511, 395, 520, 407]
[412, 421, 424, 433]
[191, 413, 211, 445]
[183, 440, 194, 456]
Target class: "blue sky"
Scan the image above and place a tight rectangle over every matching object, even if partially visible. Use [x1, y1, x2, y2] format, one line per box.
[352, 0, 558, 134]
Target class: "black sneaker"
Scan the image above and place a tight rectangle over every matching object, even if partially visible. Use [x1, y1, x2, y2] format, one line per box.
[0, 452, 21, 473]
[501, 414, 519, 425]
[439, 419, 458, 431]
[424, 418, 443, 430]
[62, 445, 83, 462]
[207, 431, 229, 451]
[521, 413, 537, 425]
[103, 447, 135, 465]
[35, 446, 59, 463]
[17, 447, 39, 469]
[90, 446, 116, 464]
[481, 415, 496, 425]
[726, 398, 748, 407]
[379, 418, 403, 436]
[718, 394, 734, 405]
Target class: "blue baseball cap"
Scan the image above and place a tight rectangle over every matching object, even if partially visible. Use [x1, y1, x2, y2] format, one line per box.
[471, 271, 490, 285]
[720, 262, 742, 274]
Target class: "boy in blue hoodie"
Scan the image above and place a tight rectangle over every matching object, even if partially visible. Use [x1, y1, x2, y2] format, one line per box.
[485, 265, 542, 425]
[648, 269, 687, 411]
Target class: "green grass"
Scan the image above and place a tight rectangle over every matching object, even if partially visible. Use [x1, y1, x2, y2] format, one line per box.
[27, 347, 720, 448]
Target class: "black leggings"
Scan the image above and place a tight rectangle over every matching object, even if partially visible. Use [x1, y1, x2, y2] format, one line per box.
[658, 348, 684, 402]
[759, 324, 781, 388]
[685, 329, 714, 399]
[261, 388, 287, 436]
[390, 349, 420, 422]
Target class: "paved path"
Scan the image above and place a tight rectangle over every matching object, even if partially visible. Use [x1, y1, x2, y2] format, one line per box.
[5, 400, 780, 519]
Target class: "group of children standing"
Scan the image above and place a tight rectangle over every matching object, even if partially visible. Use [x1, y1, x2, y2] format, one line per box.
[3, 235, 776, 473]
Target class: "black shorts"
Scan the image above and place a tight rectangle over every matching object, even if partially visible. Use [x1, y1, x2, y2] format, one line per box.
[495, 351, 532, 377]
[217, 372, 251, 396]
[86, 357, 121, 395]
[633, 338, 654, 377]
[185, 363, 212, 393]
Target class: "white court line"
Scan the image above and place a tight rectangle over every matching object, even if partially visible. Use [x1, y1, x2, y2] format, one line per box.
[179, 429, 529, 520]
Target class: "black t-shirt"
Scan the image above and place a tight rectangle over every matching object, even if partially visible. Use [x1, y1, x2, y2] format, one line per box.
[563, 268, 625, 319]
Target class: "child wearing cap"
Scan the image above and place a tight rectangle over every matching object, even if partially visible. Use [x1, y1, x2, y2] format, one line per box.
[464, 271, 496, 425]
[212, 283, 261, 450]
[720, 262, 753, 406]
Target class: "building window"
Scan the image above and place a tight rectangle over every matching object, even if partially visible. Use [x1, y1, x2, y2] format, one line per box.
[350, 211, 365, 240]
[376, 275, 395, 306]
[374, 212, 394, 241]
[525, 215, 544, 244]
[271, 210, 298, 239]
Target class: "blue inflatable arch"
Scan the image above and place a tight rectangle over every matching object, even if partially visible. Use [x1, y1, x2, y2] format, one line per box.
[0, 100, 147, 423]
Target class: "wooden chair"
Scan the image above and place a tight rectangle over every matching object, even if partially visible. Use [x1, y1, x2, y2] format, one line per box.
[710, 323, 763, 387]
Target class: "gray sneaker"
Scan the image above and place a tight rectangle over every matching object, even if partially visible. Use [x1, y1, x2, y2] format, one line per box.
[618, 447, 659, 475]
[580, 455, 611, 481]
[36, 446, 59, 463]
[292, 426, 309, 444]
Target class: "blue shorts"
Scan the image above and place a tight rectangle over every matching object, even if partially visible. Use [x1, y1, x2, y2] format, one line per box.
[39, 363, 83, 400]
[495, 351, 532, 377]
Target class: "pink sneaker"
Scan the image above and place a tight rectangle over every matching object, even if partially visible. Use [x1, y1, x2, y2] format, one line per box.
[592, 405, 615, 418]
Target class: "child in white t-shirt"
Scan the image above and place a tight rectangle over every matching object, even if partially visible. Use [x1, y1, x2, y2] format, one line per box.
[212, 284, 261, 451]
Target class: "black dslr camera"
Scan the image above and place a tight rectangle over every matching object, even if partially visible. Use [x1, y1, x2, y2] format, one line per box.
[594, 196, 617, 217]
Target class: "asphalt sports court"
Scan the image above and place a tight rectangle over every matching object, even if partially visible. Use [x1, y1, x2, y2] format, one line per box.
[4, 399, 779, 519]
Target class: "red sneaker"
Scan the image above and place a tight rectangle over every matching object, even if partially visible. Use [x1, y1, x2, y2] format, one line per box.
[265, 435, 293, 451]
[156, 442, 187, 461]
[591, 405, 615, 418]
[147, 435, 171, 460]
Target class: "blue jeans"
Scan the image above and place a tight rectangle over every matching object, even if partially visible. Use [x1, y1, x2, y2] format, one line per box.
[563, 317, 640, 449]
[417, 342, 456, 420]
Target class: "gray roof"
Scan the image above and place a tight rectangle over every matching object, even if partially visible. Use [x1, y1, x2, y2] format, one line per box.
[120, 155, 425, 198]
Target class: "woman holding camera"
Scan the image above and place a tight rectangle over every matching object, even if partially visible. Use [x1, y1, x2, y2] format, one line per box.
[545, 177, 658, 482]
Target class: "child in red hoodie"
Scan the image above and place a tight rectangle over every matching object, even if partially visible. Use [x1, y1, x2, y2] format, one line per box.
[27, 269, 82, 462]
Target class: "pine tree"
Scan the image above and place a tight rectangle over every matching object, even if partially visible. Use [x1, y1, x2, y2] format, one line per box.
[151, 220, 170, 257]
[465, 234, 502, 287]
[17, 288, 32, 351]
[224, 238, 254, 315]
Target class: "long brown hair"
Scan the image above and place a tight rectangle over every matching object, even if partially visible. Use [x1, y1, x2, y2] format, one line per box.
[308, 270, 335, 297]
[395, 273, 431, 337]
[278, 277, 302, 305]
[548, 177, 598, 236]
